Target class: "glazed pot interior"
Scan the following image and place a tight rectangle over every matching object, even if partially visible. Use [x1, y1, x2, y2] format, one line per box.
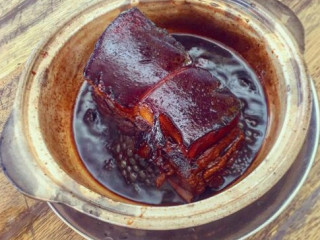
[36, 1, 284, 204]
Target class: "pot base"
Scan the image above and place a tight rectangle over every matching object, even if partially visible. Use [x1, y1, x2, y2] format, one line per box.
[48, 82, 319, 240]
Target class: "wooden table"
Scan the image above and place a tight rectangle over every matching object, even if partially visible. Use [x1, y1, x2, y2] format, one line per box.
[0, 0, 319, 239]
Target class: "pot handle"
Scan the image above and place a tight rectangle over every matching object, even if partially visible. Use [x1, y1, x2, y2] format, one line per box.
[254, 0, 305, 54]
[0, 113, 59, 201]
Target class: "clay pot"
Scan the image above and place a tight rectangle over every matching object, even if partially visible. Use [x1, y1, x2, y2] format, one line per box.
[0, 0, 312, 231]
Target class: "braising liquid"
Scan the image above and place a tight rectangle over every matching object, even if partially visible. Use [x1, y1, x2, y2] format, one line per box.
[73, 34, 267, 205]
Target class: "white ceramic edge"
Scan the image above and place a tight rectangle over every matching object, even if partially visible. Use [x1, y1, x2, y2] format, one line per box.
[240, 80, 319, 240]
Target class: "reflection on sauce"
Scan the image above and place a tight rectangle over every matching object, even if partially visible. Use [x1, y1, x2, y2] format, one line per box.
[73, 34, 267, 205]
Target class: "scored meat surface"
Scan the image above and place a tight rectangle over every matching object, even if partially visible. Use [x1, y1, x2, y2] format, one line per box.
[84, 8, 190, 112]
[84, 8, 244, 202]
[139, 67, 241, 159]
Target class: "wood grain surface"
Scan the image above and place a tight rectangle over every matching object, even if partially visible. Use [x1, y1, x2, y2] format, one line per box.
[0, 0, 320, 239]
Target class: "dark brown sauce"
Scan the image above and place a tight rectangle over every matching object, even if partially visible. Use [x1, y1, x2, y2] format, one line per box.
[73, 34, 267, 205]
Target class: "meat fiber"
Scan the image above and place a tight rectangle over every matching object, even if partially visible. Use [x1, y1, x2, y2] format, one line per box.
[84, 8, 190, 113]
[84, 7, 244, 202]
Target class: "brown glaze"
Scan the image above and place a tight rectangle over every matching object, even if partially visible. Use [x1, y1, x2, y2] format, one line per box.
[140, 2, 280, 178]
[74, 33, 267, 205]
[37, 2, 279, 205]
[139, 67, 241, 158]
[82, 8, 250, 202]
[84, 8, 190, 109]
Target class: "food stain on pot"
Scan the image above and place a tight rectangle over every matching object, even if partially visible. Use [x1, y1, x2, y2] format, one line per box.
[40, 50, 49, 58]
[126, 218, 134, 225]
[139, 207, 147, 218]
[82, 203, 102, 217]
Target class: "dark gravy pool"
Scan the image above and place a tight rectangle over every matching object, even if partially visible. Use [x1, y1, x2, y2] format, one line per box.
[73, 34, 268, 205]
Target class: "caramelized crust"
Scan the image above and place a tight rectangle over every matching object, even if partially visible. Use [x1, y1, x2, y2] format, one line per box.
[84, 8, 190, 110]
[84, 8, 245, 202]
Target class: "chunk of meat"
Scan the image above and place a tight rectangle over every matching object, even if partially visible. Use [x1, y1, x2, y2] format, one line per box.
[139, 67, 241, 159]
[84, 7, 244, 202]
[84, 7, 190, 113]
[159, 127, 245, 201]
[136, 67, 244, 200]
